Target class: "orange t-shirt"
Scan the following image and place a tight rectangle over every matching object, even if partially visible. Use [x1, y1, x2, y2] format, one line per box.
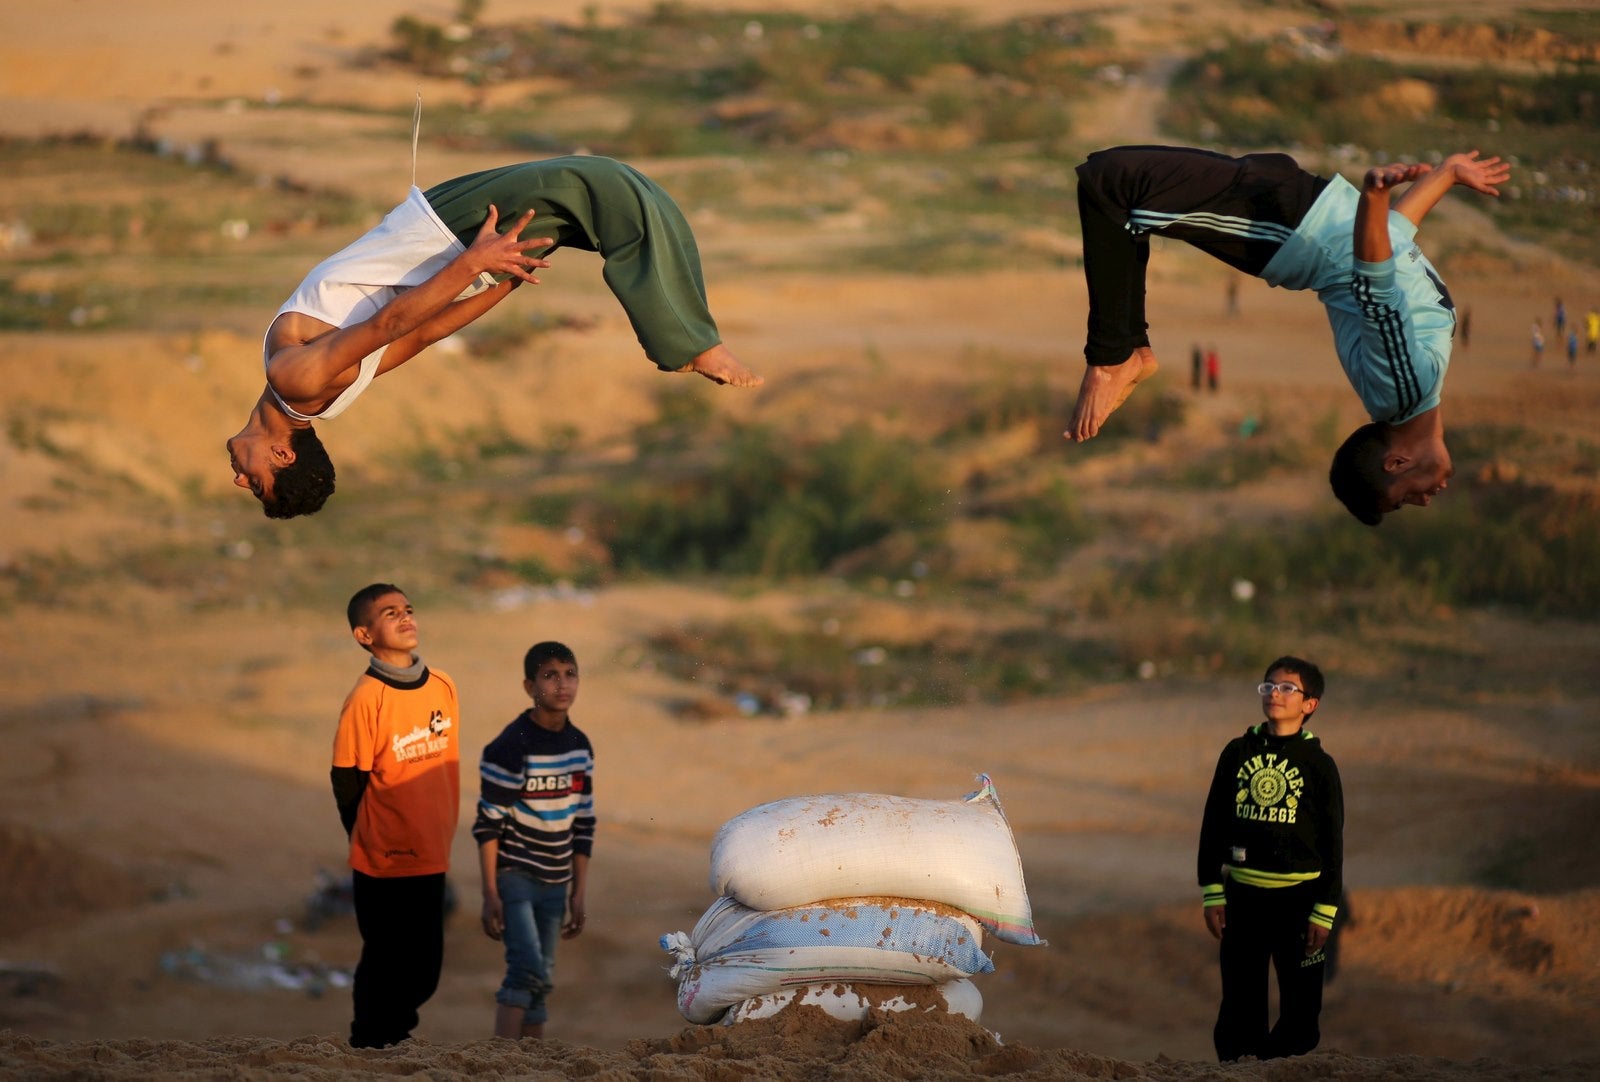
[331, 666, 461, 877]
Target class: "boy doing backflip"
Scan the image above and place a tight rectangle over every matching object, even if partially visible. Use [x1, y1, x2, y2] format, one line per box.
[228, 155, 762, 519]
[1197, 656, 1344, 1062]
[1067, 145, 1510, 525]
[330, 583, 461, 1048]
[473, 641, 596, 1040]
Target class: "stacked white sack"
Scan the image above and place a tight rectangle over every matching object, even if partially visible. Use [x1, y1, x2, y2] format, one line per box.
[661, 775, 1041, 1024]
[723, 978, 984, 1025]
[708, 774, 1042, 946]
[661, 895, 992, 1024]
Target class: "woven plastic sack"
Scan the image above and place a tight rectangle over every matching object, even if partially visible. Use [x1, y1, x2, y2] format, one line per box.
[723, 978, 983, 1025]
[709, 774, 1042, 945]
[660, 895, 992, 1025]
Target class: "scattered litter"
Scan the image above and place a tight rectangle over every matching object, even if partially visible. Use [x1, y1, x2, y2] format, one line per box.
[158, 944, 348, 997]
[0, 961, 61, 998]
[301, 868, 355, 931]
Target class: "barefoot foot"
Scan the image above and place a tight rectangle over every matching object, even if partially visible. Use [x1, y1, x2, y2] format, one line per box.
[680, 344, 764, 387]
[1066, 347, 1158, 442]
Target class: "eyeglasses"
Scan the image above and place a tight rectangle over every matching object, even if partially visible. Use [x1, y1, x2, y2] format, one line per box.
[1257, 681, 1305, 696]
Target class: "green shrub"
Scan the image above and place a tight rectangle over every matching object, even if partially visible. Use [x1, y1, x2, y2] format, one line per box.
[595, 423, 946, 576]
[1133, 478, 1600, 621]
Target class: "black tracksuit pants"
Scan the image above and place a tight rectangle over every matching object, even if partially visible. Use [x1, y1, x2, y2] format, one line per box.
[349, 870, 447, 1049]
[1074, 145, 1328, 365]
[1214, 879, 1328, 1062]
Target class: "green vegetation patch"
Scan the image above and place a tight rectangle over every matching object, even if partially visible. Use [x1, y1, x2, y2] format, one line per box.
[388, 5, 1109, 156]
[1160, 33, 1600, 262]
[648, 611, 1127, 715]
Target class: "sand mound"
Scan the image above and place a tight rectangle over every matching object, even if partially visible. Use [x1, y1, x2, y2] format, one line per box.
[2, 1011, 1596, 1082]
[0, 825, 152, 937]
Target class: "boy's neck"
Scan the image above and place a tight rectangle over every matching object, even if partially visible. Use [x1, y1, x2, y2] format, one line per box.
[369, 650, 421, 674]
[529, 707, 569, 732]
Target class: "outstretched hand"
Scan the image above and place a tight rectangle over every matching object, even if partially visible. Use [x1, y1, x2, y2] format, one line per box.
[468, 204, 555, 283]
[1444, 150, 1511, 197]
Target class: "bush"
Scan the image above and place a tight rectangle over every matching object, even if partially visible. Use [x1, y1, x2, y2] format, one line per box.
[1133, 477, 1600, 621]
[595, 423, 947, 577]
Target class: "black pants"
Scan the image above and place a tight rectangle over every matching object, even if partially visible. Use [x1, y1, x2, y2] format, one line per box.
[1074, 145, 1327, 365]
[349, 870, 447, 1048]
[1214, 880, 1327, 1062]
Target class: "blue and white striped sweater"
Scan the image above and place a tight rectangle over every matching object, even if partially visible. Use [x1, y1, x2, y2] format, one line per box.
[472, 713, 595, 882]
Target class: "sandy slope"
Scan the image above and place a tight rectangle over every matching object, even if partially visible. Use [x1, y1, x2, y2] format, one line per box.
[3, 1, 1600, 1079]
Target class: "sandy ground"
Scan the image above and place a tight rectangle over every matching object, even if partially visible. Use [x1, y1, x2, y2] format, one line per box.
[3, 1, 1600, 1079]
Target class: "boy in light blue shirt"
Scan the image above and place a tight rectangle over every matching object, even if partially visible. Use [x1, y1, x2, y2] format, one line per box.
[1068, 145, 1510, 525]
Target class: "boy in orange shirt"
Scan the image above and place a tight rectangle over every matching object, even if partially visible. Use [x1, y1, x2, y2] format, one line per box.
[331, 583, 461, 1048]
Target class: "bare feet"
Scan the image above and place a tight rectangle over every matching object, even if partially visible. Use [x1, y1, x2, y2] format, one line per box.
[1065, 347, 1158, 442]
[681, 344, 764, 387]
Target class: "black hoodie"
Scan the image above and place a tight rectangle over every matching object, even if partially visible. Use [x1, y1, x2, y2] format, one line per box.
[1197, 723, 1344, 915]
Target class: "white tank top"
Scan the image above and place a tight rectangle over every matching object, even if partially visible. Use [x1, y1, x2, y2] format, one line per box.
[264, 187, 496, 421]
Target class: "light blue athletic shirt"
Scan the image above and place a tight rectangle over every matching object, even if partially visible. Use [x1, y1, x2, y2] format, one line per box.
[1259, 175, 1453, 425]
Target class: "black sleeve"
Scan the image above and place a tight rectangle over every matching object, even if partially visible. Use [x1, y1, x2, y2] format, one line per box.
[1314, 755, 1345, 909]
[1196, 743, 1236, 888]
[330, 765, 370, 838]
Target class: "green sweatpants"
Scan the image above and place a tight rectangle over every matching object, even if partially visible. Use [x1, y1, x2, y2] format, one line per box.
[424, 156, 721, 371]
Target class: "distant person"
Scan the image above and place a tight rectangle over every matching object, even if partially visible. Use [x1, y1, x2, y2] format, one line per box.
[332, 583, 461, 1049]
[1567, 327, 1580, 369]
[1553, 296, 1566, 337]
[1585, 307, 1599, 354]
[1067, 145, 1511, 526]
[1226, 274, 1240, 317]
[1459, 306, 1471, 349]
[1531, 320, 1545, 367]
[1198, 656, 1344, 1063]
[1205, 345, 1220, 392]
[228, 155, 763, 519]
[1191, 342, 1204, 391]
[473, 641, 596, 1040]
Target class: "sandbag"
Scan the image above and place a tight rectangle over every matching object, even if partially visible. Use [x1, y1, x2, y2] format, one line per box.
[709, 774, 1042, 945]
[723, 978, 983, 1025]
[660, 895, 992, 1025]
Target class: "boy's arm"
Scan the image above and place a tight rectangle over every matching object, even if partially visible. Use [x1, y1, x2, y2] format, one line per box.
[563, 852, 589, 938]
[1305, 758, 1346, 952]
[1390, 150, 1510, 229]
[377, 277, 526, 372]
[266, 206, 552, 403]
[1354, 163, 1427, 263]
[1196, 746, 1235, 940]
[477, 836, 505, 941]
[330, 686, 375, 838]
[330, 766, 369, 837]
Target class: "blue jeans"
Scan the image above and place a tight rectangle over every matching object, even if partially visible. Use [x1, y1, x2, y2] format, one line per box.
[495, 867, 569, 1025]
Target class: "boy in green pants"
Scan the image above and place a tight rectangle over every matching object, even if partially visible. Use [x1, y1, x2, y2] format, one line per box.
[227, 155, 761, 519]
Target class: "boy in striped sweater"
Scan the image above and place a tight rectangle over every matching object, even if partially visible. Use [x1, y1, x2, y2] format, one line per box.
[472, 641, 596, 1040]
[1066, 144, 1510, 525]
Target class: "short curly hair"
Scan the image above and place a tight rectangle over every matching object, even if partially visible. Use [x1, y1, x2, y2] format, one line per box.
[1328, 422, 1391, 527]
[524, 641, 578, 681]
[1263, 655, 1325, 702]
[261, 426, 336, 519]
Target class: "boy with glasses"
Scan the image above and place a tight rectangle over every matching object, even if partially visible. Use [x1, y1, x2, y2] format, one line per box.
[1067, 145, 1511, 525]
[1197, 656, 1344, 1061]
